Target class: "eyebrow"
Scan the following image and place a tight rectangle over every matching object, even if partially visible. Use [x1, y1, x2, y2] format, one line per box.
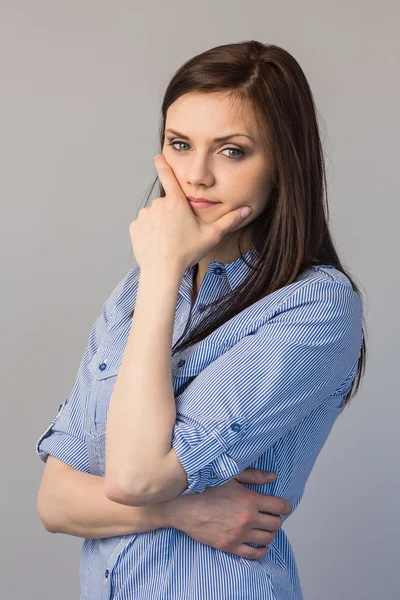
[165, 128, 255, 143]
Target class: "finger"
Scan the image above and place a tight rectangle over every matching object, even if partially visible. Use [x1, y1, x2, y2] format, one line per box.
[235, 469, 276, 484]
[261, 497, 292, 515]
[232, 544, 269, 560]
[153, 154, 185, 200]
[257, 513, 283, 532]
[211, 206, 252, 241]
[243, 529, 275, 546]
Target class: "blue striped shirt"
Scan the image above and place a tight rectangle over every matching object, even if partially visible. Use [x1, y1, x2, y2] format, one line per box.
[36, 246, 364, 599]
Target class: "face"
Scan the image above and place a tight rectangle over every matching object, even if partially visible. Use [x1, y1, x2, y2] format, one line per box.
[161, 91, 275, 255]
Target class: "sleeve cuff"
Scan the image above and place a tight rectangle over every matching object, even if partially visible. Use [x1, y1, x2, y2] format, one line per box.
[171, 416, 247, 495]
[36, 428, 90, 473]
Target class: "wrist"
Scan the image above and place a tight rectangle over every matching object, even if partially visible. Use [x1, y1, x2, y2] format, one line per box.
[155, 496, 185, 530]
[130, 503, 170, 532]
[139, 262, 185, 287]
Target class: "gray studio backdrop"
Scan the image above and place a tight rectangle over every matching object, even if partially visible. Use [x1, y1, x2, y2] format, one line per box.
[1, 1, 398, 599]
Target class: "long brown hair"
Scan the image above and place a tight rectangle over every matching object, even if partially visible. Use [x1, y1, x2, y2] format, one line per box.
[138, 41, 367, 408]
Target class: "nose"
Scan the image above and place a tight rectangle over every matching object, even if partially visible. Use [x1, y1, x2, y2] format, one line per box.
[185, 156, 215, 188]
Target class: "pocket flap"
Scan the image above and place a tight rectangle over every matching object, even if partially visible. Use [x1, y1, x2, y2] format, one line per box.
[88, 345, 124, 380]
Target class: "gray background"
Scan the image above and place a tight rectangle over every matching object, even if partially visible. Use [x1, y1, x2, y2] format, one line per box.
[1, 1, 398, 598]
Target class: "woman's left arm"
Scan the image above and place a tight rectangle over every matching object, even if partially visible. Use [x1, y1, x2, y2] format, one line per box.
[104, 263, 192, 506]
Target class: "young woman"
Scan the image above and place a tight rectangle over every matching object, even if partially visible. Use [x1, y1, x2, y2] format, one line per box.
[36, 41, 366, 599]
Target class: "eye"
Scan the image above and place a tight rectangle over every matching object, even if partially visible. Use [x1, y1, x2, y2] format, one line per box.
[167, 140, 245, 160]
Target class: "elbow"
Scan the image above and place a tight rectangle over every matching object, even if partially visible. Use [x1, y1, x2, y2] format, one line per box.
[104, 456, 172, 505]
[37, 492, 58, 533]
[40, 517, 58, 534]
[105, 481, 178, 507]
[104, 475, 153, 507]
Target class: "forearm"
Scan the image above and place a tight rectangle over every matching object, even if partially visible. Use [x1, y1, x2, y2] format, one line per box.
[105, 264, 183, 493]
[41, 465, 178, 539]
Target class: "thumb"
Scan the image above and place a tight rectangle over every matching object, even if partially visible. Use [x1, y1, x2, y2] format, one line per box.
[235, 468, 277, 485]
[213, 206, 252, 238]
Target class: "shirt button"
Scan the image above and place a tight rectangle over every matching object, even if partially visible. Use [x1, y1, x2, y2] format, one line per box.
[198, 303, 206, 312]
[99, 362, 107, 371]
[231, 423, 242, 432]
[104, 569, 109, 578]
[213, 267, 223, 275]
[177, 358, 186, 367]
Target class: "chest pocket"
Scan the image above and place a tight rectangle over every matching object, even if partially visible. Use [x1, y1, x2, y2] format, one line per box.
[85, 343, 125, 475]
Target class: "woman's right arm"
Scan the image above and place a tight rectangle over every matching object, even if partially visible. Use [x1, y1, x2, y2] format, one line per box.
[37, 456, 173, 539]
[38, 457, 290, 560]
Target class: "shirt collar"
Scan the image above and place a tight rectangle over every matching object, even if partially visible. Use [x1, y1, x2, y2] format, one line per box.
[180, 246, 260, 299]
[225, 246, 260, 291]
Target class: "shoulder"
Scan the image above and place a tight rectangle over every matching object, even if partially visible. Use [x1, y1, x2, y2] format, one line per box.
[307, 264, 358, 289]
[101, 264, 141, 332]
[298, 265, 363, 318]
[267, 264, 363, 315]
[259, 265, 364, 348]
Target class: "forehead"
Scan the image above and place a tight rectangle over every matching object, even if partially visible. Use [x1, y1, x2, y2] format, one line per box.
[165, 92, 257, 140]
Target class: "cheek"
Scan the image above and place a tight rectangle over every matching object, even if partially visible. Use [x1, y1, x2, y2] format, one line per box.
[161, 150, 181, 173]
[160, 151, 185, 185]
[231, 175, 268, 209]
[249, 169, 274, 209]
[161, 147, 176, 166]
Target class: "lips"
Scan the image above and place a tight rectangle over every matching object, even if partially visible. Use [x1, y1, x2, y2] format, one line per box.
[187, 196, 219, 204]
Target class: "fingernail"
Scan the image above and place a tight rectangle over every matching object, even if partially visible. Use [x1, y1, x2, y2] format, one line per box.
[266, 473, 277, 480]
[240, 207, 251, 219]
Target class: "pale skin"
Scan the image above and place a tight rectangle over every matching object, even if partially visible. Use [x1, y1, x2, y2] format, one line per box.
[37, 91, 292, 561]
[104, 91, 284, 507]
[162, 91, 274, 294]
[38, 455, 291, 560]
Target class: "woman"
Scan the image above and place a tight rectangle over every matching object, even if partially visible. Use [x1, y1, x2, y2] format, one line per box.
[36, 41, 366, 599]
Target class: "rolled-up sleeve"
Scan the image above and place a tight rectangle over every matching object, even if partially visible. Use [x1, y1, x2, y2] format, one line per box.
[171, 279, 364, 495]
[36, 268, 136, 472]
